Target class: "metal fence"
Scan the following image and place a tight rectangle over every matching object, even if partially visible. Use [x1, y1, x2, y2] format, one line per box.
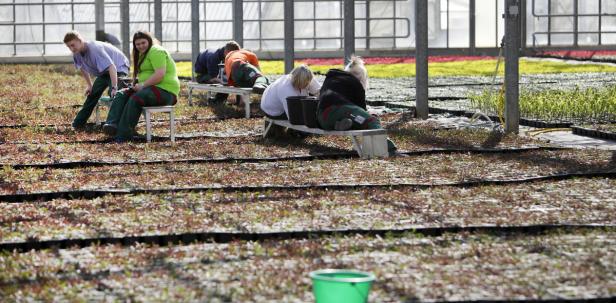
[0, 0, 615, 62]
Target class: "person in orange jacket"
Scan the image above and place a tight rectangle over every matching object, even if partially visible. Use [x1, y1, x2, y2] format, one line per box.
[224, 49, 269, 93]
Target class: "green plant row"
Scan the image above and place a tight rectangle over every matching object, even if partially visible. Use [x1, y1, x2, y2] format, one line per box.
[176, 59, 616, 78]
[469, 85, 616, 124]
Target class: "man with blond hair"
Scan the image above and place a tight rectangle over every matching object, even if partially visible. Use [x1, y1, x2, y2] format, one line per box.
[64, 30, 130, 129]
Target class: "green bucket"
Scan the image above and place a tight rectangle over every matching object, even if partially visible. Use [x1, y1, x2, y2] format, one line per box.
[99, 96, 112, 106]
[310, 269, 376, 303]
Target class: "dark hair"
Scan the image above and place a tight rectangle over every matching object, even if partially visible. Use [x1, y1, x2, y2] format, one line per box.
[63, 30, 82, 44]
[224, 41, 240, 53]
[132, 31, 154, 79]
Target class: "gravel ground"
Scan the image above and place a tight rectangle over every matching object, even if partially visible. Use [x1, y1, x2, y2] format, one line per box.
[1, 178, 615, 243]
[1, 67, 615, 302]
[1, 230, 615, 302]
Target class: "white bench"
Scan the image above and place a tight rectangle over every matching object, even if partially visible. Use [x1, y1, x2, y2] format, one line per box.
[94, 96, 112, 125]
[263, 118, 389, 159]
[95, 98, 175, 143]
[143, 106, 175, 143]
[187, 82, 254, 118]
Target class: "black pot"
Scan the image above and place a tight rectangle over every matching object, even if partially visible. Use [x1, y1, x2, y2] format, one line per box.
[301, 96, 319, 128]
[286, 96, 305, 125]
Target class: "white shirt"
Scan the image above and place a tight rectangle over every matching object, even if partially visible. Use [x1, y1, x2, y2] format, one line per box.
[260, 75, 321, 117]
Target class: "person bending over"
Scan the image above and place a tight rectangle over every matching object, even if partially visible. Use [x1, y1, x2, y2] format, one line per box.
[194, 41, 240, 84]
[103, 31, 180, 142]
[224, 49, 269, 94]
[194, 41, 240, 103]
[260, 65, 321, 120]
[317, 56, 398, 156]
[64, 30, 130, 129]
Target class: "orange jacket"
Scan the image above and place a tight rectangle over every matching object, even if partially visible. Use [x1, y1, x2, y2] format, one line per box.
[224, 49, 260, 86]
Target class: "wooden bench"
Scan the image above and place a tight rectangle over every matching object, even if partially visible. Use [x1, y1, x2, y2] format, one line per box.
[263, 118, 389, 159]
[143, 106, 175, 143]
[187, 82, 254, 118]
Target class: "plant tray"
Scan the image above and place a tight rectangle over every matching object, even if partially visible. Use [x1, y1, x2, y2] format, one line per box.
[572, 126, 616, 141]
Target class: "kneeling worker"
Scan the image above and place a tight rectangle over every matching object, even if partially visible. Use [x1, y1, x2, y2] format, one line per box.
[317, 56, 398, 156]
[224, 48, 269, 93]
[194, 41, 241, 103]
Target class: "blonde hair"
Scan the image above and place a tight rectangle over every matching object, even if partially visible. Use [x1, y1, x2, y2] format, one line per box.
[290, 65, 314, 91]
[344, 56, 368, 90]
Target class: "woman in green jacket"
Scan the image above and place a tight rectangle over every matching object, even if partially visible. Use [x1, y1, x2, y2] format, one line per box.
[103, 31, 180, 142]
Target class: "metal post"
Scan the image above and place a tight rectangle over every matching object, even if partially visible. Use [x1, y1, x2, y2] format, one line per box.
[504, 0, 520, 134]
[365, 1, 370, 50]
[191, 0, 200, 81]
[284, 0, 294, 74]
[573, 0, 578, 46]
[469, 0, 475, 55]
[42, 1, 46, 55]
[154, 0, 163, 42]
[343, 0, 355, 65]
[599, 0, 603, 45]
[95, 0, 105, 41]
[547, 0, 551, 46]
[415, 0, 429, 119]
[520, 0, 526, 53]
[233, 0, 244, 46]
[121, 0, 130, 58]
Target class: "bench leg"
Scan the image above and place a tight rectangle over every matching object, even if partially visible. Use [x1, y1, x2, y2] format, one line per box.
[170, 110, 175, 143]
[360, 134, 389, 159]
[263, 119, 273, 138]
[242, 94, 250, 118]
[95, 104, 100, 125]
[145, 110, 152, 142]
[351, 136, 363, 158]
[188, 87, 193, 106]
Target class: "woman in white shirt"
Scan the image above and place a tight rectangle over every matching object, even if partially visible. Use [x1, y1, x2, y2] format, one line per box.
[260, 65, 321, 120]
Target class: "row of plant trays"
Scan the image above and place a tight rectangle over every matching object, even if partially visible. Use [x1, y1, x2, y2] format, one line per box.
[1, 177, 615, 247]
[422, 106, 576, 128]
[1, 149, 614, 197]
[382, 103, 616, 140]
[572, 125, 616, 141]
[0, 120, 543, 166]
[0, 101, 257, 128]
[1, 230, 615, 301]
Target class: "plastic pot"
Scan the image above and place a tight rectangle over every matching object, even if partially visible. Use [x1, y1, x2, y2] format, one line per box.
[301, 96, 319, 128]
[286, 96, 305, 125]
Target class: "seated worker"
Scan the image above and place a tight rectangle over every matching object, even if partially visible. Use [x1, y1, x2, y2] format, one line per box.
[194, 41, 240, 103]
[317, 56, 398, 156]
[260, 65, 321, 120]
[224, 48, 269, 94]
[102, 31, 180, 142]
[63, 30, 130, 129]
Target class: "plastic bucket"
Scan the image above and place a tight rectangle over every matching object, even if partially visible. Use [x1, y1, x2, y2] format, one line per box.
[310, 269, 376, 303]
[286, 96, 305, 125]
[301, 96, 319, 128]
[99, 96, 112, 106]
